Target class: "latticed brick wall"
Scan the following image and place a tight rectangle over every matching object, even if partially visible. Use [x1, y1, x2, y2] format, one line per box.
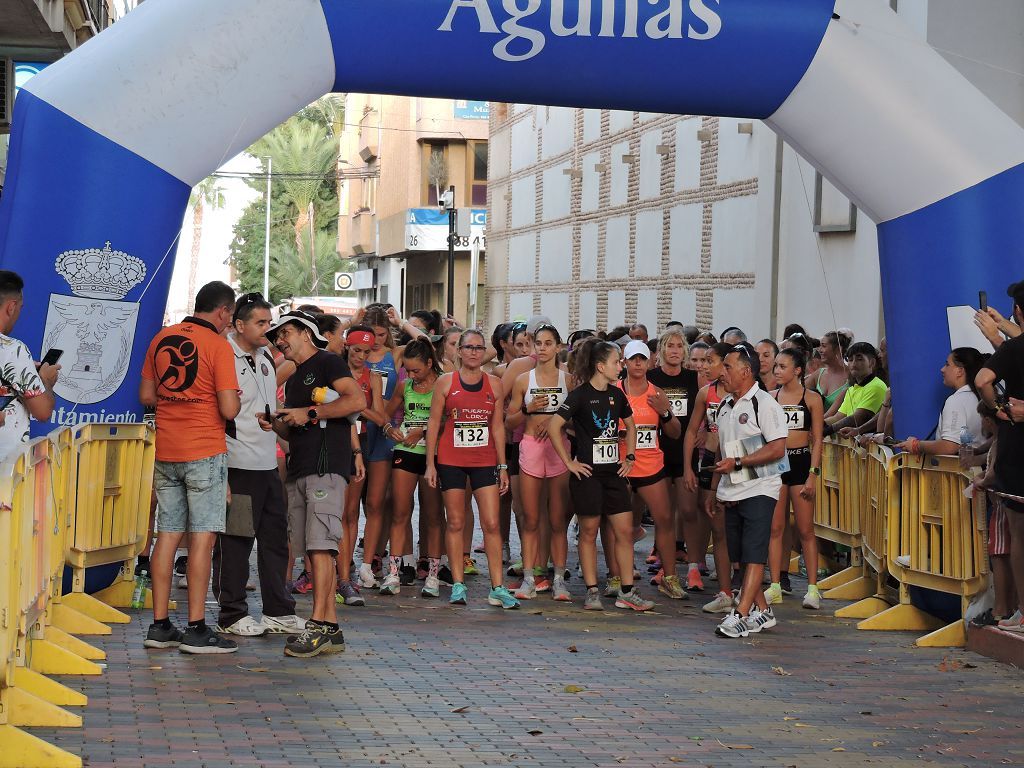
[486, 106, 758, 334]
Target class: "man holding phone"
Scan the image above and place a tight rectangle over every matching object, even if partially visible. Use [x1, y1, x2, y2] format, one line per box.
[0, 270, 60, 463]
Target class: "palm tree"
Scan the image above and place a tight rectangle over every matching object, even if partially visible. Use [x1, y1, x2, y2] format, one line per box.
[270, 229, 341, 298]
[186, 177, 225, 313]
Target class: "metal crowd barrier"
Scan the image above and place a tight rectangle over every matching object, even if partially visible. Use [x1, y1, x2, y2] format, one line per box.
[815, 437, 988, 647]
[0, 423, 156, 768]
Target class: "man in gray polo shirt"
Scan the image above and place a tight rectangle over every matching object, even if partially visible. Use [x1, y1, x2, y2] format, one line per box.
[212, 293, 304, 637]
[706, 342, 789, 639]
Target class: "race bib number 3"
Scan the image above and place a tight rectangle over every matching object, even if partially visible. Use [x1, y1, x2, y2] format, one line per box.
[593, 437, 619, 465]
[636, 425, 657, 450]
[453, 421, 489, 449]
[666, 390, 688, 417]
[783, 406, 805, 431]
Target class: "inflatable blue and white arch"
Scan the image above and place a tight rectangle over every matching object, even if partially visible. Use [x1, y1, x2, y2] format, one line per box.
[1, 0, 1021, 437]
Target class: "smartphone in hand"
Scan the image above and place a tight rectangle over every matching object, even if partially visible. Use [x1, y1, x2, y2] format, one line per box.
[40, 348, 64, 367]
[979, 291, 988, 312]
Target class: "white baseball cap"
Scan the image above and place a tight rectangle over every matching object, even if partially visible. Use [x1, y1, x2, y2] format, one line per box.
[623, 340, 651, 360]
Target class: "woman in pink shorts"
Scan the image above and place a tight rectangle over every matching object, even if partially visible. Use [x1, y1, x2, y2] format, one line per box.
[505, 324, 573, 601]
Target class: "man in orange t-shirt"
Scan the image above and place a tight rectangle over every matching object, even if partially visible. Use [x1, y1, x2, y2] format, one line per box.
[139, 281, 241, 655]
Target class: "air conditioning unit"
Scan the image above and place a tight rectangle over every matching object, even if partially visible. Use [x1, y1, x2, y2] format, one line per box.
[0, 58, 12, 131]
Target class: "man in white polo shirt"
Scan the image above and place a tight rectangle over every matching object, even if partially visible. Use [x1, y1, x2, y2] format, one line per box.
[706, 342, 789, 639]
[211, 293, 304, 637]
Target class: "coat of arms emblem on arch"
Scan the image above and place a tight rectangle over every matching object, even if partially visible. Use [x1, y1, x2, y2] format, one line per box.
[42, 242, 147, 405]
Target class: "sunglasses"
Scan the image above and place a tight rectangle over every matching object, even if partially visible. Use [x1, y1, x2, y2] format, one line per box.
[460, 345, 487, 352]
[233, 292, 266, 321]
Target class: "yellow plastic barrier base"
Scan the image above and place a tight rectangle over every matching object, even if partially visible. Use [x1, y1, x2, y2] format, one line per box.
[51, 603, 112, 636]
[824, 576, 876, 601]
[7, 686, 82, 727]
[62, 592, 131, 624]
[12, 666, 88, 707]
[0, 724, 82, 768]
[856, 603, 945, 633]
[835, 596, 890, 620]
[788, 554, 801, 573]
[916, 620, 968, 648]
[27, 639, 103, 676]
[43, 626, 106, 661]
[818, 566, 860, 591]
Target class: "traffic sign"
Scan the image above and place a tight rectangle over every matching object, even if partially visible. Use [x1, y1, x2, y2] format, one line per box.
[334, 272, 354, 291]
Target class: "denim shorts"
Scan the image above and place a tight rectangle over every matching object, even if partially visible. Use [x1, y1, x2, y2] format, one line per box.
[154, 453, 228, 533]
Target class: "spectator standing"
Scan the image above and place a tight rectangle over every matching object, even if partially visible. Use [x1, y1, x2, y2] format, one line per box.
[0, 270, 59, 462]
[140, 281, 240, 654]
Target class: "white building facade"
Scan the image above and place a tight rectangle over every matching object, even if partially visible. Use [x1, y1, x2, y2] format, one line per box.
[485, 0, 1024, 343]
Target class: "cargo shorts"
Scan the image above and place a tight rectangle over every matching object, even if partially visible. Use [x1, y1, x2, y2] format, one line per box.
[285, 473, 346, 555]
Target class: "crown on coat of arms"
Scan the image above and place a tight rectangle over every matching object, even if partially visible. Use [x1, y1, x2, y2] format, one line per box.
[55, 241, 146, 300]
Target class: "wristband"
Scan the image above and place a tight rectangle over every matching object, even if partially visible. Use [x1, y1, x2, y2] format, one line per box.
[660, 410, 673, 423]
[497, 464, 509, 471]
[352, 448, 363, 455]
[809, 466, 821, 476]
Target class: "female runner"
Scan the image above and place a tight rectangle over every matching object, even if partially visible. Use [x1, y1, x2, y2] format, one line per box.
[810, 331, 852, 418]
[505, 324, 573, 601]
[425, 329, 519, 609]
[683, 342, 735, 613]
[764, 349, 825, 609]
[547, 338, 654, 612]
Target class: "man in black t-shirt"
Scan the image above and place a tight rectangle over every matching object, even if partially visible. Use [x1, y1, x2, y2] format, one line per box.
[259, 311, 365, 657]
[977, 281, 1024, 633]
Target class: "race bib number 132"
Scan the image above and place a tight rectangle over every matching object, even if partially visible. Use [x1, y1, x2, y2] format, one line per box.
[453, 421, 489, 449]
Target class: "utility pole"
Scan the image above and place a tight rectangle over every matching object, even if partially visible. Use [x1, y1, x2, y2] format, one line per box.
[263, 156, 272, 298]
[442, 185, 456, 317]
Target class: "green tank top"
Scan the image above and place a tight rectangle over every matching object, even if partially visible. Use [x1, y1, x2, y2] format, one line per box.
[396, 378, 433, 455]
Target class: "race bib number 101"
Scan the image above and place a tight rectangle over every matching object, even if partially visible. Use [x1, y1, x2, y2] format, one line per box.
[453, 421, 489, 449]
[593, 437, 619, 465]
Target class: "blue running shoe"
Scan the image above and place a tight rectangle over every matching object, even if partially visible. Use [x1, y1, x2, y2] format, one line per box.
[450, 582, 468, 605]
[487, 585, 520, 610]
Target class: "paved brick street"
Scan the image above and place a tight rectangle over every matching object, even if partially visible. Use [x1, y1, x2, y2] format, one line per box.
[33, 534, 1024, 768]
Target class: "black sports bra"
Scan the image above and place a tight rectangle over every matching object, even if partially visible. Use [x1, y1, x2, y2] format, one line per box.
[775, 387, 810, 432]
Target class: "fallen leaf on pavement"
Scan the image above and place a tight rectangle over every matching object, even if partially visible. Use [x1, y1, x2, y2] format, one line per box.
[772, 666, 792, 676]
[938, 656, 962, 672]
[450, 706, 469, 713]
[527, 729, 543, 735]
[567, 645, 578, 653]
[832, 748, 846, 752]
[563, 685, 585, 693]
[717, 740, 754, 750]
[237, 665, 270, 673]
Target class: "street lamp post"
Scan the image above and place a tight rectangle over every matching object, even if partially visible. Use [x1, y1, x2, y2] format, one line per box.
[263, 155, 272, 298]
[442, 185, 456, 318]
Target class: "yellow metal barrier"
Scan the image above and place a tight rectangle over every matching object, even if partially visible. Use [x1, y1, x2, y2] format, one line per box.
[63, 424, 156, 621]
[813, 438, 866, 592]
[0, 434, 87, 768]
[856, 452, 988, 647]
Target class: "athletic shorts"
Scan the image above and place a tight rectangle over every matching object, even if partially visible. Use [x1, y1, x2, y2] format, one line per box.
[519, 434, 568, 479]
[364, 422, 396, 462]
[437, 464, 498, 492]
[781, 446, 811, 486]
[505, 442, 520, 477]
[989, 497, 1010, 557]
[392, 450, 427, 476]
[698, 449, 715, 491]
[154, 453, 228, 533]
[570, 473, 632, 518]
[724, 495, 776, 565]
[285, 473, 346, 555]
[628, 470, 665, 492]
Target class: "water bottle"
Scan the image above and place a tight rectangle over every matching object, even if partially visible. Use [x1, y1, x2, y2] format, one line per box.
[130, 569, 149, 609]
[958, 425, 974, 469]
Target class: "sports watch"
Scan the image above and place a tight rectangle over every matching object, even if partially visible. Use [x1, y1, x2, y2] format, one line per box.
[307, 407, 319, 425]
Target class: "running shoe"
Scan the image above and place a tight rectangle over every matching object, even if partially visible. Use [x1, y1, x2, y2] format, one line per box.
[463, 556, 480, 576]
[802, 585, 821, 610]
[421, 575, 441, 598]
[416, 558, 429, 581]
[633, 526, 647, 543]
[645, 548, 660, 565]
[647, 560, 663, 574]
[514, 579, 537, 600]
[551, 578, 571, 602]
[144, 623, 183, 649]
[535, 576, 552, 593]
[998, 609, 1024, 633]
[473, 542, 486, 554]
[399, 565, 417, 586]
[715, 611, 750, 638]
[702, 591, 734, 614]
[584, 587, 603, 610]
[379, 573, 401, 595]
[284, 623, 344, 658]
[764, 583, 783, 606]
[336, 580, 365, 606]
[746, 606, 777, 633]
[686, 569, 704, 593]
[262, 615, 307, 634]
[173, 555, 188, 577]
[780, 572, 793, 595]
[657, 574, 687, 600]
[603, 576, 622, 598]
[357, 563, 379, 589]
[215, 615, 267, 637]
[179, 625, 238, 655]
[502, 543, 511, 564]
[450, 582, 468, 605]
[730, 569, 742, 591]
[438, 564, 454, 586]
[488, 585, 521, 610]
[291, 570, 312, 595]
[371, 555, 384, 578]
[615, 588, 655, 611]
[177, 575, 188, 589]
[507, 560, 524, 577]
[675, 546, 687, 563]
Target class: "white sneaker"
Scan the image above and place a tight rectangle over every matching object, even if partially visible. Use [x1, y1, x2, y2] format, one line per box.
[514, 579, 537, 600]
[421, 575, 440, 598]
[802, 587, 822, 610]
[746, 607, 777, 634]
[379, 572, 401, 595]
[261, 614, 306, 634]
[177, 575, 188, 588]
[895, 554, 911, 567]
[216, 615, 267, 636]
[715, 610, 749, 638]
[358, 563, 379, 589]
[702, 591, 734, 614]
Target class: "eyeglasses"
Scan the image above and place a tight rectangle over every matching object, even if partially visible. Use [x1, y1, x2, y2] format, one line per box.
[460, 345, 487, 352]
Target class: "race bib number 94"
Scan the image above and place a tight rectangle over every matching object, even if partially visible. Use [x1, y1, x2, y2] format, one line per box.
[453, 421, 489, 449]
[782, 406, 805, 431]
[593, 437, 619, 465]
